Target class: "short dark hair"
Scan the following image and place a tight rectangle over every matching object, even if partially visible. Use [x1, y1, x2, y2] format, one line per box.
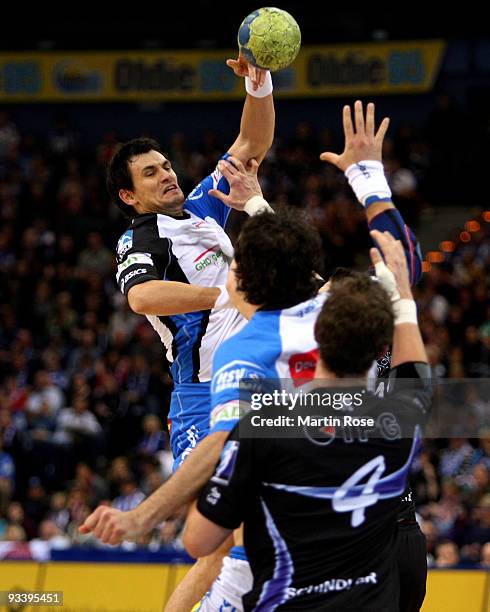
[106, 137, 164, 218]
[315, 272, 394, 377]
[233, 207, 323, 309]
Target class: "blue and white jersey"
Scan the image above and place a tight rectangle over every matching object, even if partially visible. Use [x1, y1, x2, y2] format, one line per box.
[209, 206, 423, 432]
[210, 294, 327, 433]
[116, 156, 246, 384]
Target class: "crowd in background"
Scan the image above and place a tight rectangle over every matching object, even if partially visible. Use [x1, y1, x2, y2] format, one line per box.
[0, 101, 488, 566]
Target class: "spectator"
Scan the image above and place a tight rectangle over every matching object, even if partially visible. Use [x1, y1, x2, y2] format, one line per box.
[112, 477, 145, 512]
[5, 501, 36, 540]
[23, 477, 49, 534]
[31, 519, 70, 550]
[465, 494, 490, 546]
[54, 397, 103, 445]
[434, 539, 460, 568]
[46, 492, 70, 532]
[3, 524, 27, 542]
[77, 231, 113, 278]
[54, 396, 104, 467]
[25, 370, 64, 419]
[137, 415, 167, 458]
[480, 541, 490, 568]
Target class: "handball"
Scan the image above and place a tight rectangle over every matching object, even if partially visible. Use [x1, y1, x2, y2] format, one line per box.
[238, 7, 301, 72]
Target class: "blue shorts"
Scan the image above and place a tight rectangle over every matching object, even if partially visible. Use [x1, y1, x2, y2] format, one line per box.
[168, 382, 211, 471]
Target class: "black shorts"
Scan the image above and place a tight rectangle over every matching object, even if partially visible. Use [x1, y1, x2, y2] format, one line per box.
[396, 522, 427, 612]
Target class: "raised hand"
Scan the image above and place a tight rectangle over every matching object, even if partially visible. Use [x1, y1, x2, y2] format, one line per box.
[320, 101, 390, 171]
[208, 156, 262, 211]
[226, 53, 267, 90]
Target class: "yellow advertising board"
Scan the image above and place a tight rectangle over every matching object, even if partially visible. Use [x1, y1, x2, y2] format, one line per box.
[1, 562, 486, 611]
[0, 41, 445, 102]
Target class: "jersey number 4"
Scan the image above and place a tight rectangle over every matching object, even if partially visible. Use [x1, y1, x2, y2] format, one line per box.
[332, 455, 386, 527]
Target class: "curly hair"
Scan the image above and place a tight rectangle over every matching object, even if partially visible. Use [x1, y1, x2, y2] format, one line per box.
[106, 137, 164, 218]
[315, 272, 394, 377]
[233, 207, 323, 309]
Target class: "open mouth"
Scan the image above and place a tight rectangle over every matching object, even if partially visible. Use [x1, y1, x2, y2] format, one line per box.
[164, 185, 178, 194]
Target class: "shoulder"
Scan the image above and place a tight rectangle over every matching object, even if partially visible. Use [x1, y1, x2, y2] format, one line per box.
[215, 315, 281, 365]
[213, 323, 264, 371]
[116, 214, 169, 262]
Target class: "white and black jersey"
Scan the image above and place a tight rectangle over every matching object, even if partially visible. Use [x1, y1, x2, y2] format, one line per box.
[115, 157, 246, 384]
[198, 362, 432, 611]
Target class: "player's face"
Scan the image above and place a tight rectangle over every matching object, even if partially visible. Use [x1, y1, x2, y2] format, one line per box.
[126, 150, 184, 214]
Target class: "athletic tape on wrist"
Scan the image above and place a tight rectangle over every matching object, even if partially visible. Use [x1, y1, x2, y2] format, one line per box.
[345, 160, 392, 208]
[393, 299, 418, 325]
[374, 260, 400, 302]
[244, 195, 274, 216]
[245, 71, 273, 98]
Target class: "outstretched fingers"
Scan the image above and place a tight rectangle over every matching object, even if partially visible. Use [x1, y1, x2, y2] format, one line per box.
[354, 100, 365, 135]
[343, 104, 354, 140]
[319, 151, 340, 166]
[375, 117, 390, 146]
[365, 102, 375, 138]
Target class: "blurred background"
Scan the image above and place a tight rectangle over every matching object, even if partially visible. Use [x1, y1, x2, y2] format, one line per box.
[0, 0, 489, 584]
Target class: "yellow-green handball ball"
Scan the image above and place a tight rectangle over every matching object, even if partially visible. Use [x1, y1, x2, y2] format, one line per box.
[238, 7, 301, 72]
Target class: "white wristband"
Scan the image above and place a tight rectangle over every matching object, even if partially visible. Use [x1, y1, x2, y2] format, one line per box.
[245, 71, 273, 98]
[345, 160, 392, 208]
[244, 195, 274, 216]
[214, 285, 232, 310]
[393, 299, 418, 325]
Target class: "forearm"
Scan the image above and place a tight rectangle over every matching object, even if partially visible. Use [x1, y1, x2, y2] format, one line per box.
[230, 93, 275, 164]
[391, 287, 428, 367]
[368, 208, 422, 286]
[164, 536, 233, 611]
[128, 280, 220, 315]
[365, 199, 395, 222]
[391, 322, 428, 368]
[131, 432, 227, 531]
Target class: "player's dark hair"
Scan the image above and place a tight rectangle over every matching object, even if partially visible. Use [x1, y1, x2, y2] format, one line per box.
[107, 137, 164, 218]
[315, 272, 394, 377]
[233, 207, 323, 309]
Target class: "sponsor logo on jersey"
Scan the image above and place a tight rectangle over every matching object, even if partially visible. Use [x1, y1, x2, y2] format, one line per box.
[116, 253, 153, 281]
[117, 230, 133, 258]
[187, 187, 203, 200]
[210, 401, 242, 428]
[120, 268, 147, 292]
[286, 572, 377, 599]
[194, 247, 225, 271]
[289, 349, 319, 387]
[211, 441, 240, 486]
[212, 361, 266, 395]
[206, 486, 222, 505]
